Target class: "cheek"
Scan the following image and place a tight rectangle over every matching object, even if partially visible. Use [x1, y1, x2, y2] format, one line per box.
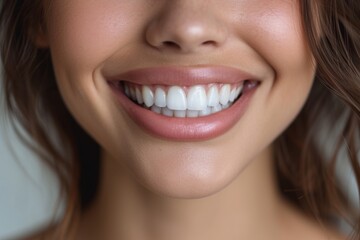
[229, 1, 315, 158]
[246, 1, 315, 121]
[44, 1, 150, 147]
[242, 1, 312, 75]
[46, 1, 144, 72]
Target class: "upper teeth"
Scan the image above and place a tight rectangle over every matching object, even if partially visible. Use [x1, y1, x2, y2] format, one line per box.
[123, 83, 244, 112]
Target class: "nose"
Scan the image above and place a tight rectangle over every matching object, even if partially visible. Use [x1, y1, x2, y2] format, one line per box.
[145, 1, 228, 54]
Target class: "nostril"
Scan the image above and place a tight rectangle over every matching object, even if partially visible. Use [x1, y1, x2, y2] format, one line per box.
[161, 40, 216, 52]
[162, 41, 181, 49]
[203, 40, 216, 46]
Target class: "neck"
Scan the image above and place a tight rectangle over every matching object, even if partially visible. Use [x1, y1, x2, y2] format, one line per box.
[78, 146, 286, 240]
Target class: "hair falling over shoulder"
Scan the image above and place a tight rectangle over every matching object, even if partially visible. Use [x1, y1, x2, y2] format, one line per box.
[0, 0, 359, 239]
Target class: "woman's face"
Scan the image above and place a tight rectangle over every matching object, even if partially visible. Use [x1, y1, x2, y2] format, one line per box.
[43, 0, 315, 198]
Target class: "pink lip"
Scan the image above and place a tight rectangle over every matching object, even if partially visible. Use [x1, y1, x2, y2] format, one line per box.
[105, 65, 256, 86]
[105, 66, 259, 141]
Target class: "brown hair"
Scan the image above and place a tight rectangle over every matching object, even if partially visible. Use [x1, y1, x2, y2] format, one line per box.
[1, 0, 359, 239]
[275, 1, 360, 238]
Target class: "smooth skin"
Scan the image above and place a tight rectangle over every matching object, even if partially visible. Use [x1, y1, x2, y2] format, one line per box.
[31, 0, 344, 239]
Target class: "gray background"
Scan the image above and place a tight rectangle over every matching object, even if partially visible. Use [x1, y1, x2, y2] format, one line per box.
[0, 81, 60, 240]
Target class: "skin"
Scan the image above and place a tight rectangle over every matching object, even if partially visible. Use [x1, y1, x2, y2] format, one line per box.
[33, 0, 344, 239]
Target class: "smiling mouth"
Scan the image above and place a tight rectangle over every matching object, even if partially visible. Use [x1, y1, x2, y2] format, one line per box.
[112, 80, 258, 118]
[105, 66, 260, 140]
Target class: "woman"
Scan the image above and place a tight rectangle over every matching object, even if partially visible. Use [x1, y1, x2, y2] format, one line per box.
[1, 0, 359, 239]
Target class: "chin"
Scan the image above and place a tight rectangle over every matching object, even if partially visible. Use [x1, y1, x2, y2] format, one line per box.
[118, 142, 243, 199]
[139, 169, 235, 199]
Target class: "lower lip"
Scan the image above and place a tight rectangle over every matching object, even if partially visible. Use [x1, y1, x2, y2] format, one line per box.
[109, 84, 257, 141]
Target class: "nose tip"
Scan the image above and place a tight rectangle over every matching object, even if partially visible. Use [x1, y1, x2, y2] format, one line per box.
[148, 24, 224, 53]
[145, 4, 228, 54]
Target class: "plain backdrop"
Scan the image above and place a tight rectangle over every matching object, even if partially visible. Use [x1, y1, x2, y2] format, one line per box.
[0, 80, 60, 240]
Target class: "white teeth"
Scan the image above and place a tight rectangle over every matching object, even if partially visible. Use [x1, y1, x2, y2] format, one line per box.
[211, 104, 222, 114]
[219, 84, 231, 105]
[124, 82, 247, 118]
[136, 88, 143, 104]
[187, 110, 199, 118]
[236, 85, 243, 97]
[187, 85, 207, 110]
[162, 107, 174, 117]
[151, 104, 231, 117]
[199, 107, 211, 116]
[130, 87, 137, 101]
[167, 86, 187, 111]
[154, 88, 167, 107]
[151, 105, 161, 114]
[229, 88, 237, 102]
[207, 85, 219, 107]
[174, 110, 186, 118]
[223, 103, 230, 109]
[142, 86, 154, 107]
[124, 84, 130, 97]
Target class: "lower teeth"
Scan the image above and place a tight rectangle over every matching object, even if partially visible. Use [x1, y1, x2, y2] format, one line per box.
[135, 100, 236, 118]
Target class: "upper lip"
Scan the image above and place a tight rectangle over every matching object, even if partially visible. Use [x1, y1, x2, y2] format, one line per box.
[104, 65, 258, 86]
